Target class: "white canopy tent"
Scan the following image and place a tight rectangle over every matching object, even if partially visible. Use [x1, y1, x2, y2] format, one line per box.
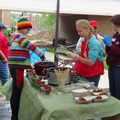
[0, 0, 120, 16]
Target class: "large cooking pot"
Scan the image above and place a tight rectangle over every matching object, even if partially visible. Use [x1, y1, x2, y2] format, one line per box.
[34, 61, 55, 76]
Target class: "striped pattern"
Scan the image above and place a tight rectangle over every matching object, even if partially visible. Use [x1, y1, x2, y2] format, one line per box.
[17, 17, 32, 30]
[17, 36, 36, 50]
[8, 33, 37, 68]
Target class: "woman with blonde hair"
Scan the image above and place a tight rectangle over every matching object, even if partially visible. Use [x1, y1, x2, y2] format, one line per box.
[66, 19, 104, 86]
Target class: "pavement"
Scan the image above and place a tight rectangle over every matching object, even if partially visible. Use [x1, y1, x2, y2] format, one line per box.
[98, 70, 109, 88]
[0, 95, 11, 120]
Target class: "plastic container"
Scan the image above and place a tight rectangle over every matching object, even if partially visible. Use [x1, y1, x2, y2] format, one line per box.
[30, 48, 46, 64]
[48, 68, 71, 85]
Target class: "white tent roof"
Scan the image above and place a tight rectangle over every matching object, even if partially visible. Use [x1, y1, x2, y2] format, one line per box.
[0, 0, 120, 16]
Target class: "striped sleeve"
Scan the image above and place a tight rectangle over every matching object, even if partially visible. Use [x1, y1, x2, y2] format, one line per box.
[17, 36, 36, 51]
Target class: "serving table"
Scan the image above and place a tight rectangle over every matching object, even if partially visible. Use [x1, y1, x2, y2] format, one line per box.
[2, 75, 120, 120]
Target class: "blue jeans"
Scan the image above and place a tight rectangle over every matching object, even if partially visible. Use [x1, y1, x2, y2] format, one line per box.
[0, 61, 8, 85]
[108, 65, 120, 100]
[86, 75, 100, 87]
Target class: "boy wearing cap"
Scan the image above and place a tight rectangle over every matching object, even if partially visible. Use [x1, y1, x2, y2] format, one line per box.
[66, 19, 104, 86]
[90, 20, 106, 56]
[9, 17, 45, 120]
[0, 22, 9, 85]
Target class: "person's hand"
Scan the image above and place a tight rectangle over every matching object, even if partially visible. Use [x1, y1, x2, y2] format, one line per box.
[11, 34, 20, 39]
[39, 54, 45, 62]
[103, 35, 112, 46]
[63, 58, 74, 64]
[65, 52, 79, 61]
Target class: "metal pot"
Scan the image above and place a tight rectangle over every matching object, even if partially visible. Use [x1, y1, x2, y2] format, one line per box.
[34, 61, 55, 76]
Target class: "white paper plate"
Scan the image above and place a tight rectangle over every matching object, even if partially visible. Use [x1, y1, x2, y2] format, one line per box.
[74, 95, 109, 104]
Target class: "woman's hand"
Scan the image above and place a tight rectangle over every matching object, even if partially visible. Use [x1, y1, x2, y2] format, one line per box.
[65, 52, 79, 61]
[39, 54, 46, 62]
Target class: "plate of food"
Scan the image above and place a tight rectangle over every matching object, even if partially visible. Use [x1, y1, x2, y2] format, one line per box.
[93, 95, 109, 102]
[74, 96, 92, 104]
[92, 88, 108, 96]
[74, 95, 109, 104]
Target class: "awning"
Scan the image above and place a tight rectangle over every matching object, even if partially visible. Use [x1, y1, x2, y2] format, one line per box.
[0, 0, 120, 16]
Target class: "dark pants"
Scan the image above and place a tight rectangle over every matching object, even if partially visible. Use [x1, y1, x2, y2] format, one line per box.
[108, 65, 120, 100]
[86, 75, 100, 87]
[9, 67, 24, 120]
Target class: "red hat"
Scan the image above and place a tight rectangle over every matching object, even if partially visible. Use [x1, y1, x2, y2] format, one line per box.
[90, 20, 98, 28]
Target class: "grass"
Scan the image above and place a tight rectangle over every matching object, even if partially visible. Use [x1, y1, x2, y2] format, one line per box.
[103, 57, 108, 70]
[46, 48, 54, 53]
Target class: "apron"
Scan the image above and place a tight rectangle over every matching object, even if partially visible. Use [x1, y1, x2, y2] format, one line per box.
[74, 41, 104, 78]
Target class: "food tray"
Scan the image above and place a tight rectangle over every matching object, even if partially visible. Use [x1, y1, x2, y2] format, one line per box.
[74, 95, 109, 104]
[92, 88, 108, 96]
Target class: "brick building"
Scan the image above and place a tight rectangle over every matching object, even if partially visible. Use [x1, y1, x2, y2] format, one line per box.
[0, 10, 11, 27]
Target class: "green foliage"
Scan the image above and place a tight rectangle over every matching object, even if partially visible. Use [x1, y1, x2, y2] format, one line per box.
[4, 27, 16, 37]
[11, 12, 56, 31]
[43, 15, 56, 29]
[11, 12, 20, 26]
[46, 48, 54, 53]
[103, 57, 108, 70]
[34, 14, 56, 30]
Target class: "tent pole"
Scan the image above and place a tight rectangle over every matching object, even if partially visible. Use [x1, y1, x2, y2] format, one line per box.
[54, 0, 60, 66]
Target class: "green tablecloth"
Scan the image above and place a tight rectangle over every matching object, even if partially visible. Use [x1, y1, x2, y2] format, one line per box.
[2, 78, 120, 120]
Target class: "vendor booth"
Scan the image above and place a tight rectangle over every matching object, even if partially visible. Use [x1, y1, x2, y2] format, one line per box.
[1, 0, 120, 120]
[19, 79, 120, 120]
[2, 72, 120, 120]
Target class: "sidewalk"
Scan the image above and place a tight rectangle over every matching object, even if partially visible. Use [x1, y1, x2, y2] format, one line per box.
[0, 95, 11, 120]
[98, 70, 109, 88]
